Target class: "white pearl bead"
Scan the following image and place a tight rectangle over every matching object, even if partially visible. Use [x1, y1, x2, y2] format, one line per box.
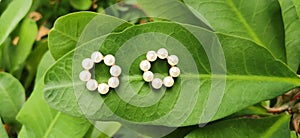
[110, 65, 122, 77]
[82, 58, 94, 70]
[108, 77, 119, 88]
[139, 60, 151, 71]
[167, 55, 179, 66]
[79, 70, 91, 81]
[143, 71, 154, 82]
[104, 54, 115, 66]
[169, 67, 180, 77]
[98, 83, 109, 94]
[163, 76, 174, 87]
[86, 79, 98, 91]
[157, 48, 168, 59]
[152, 78, 163, 89]
[146, 51, 157, 62]
[91, 51, 103, 63]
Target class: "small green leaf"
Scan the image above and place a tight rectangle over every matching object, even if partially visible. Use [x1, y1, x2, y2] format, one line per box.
[48, 12, 132, 60]
[44, 21, 300, 126]
[8, 17, 38, 73]
[0, 0, 32, 46]
[69, 0, 92, 10]
[184, 0, 286, 61]
[17, 52, 91, 138]
[185, 114, 290, 138]
[279, 0, 300, 72]
[0, 118, 8, 138]
[0, 72, 25, 124]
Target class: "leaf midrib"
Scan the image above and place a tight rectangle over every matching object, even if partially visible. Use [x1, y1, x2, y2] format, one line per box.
[261, 115, 289, 137]
[43, 112, 61, 138]
[44, 74, 300, 91]
[184, 74, 300, 85]
[129, 74, 300, 85]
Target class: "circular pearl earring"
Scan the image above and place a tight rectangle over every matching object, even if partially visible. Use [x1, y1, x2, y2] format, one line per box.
[79, 51, 121, 95]
[140, 48, 180, 89]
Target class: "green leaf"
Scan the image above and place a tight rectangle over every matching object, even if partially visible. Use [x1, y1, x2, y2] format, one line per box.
[44, 21, 300, 127]
[137, 0, 211, 29]
[69, 0, 92, 10]
[0, 0, 32, 46]
[0, 38, 10, 70]
[48, 12, 132, 60]
[24, 39, 48, 90]
[7, 17, 38, 73]
[0, 72, 25, 124]
[184, 0, 286, 61]
[185, 114, 290, 138]
[17, 52, 91, 138]
[0, 118, 9, 138]
[279, 0, 300, 72]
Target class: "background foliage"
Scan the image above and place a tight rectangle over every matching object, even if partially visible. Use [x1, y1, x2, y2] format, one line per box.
[0, 0, 300, 137]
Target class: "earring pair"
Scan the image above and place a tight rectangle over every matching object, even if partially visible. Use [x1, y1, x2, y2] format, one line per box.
[79, 48, 180, 95]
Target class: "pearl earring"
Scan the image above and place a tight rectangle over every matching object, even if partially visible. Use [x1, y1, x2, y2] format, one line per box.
[140, 48, 180, 89]
[79, 51, 121, 94]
